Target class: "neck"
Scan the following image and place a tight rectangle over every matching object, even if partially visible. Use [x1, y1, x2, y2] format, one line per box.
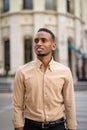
[37, 54, 52, 68]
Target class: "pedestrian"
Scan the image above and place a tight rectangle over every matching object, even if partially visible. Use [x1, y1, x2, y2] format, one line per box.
[12, 28, 77, 130]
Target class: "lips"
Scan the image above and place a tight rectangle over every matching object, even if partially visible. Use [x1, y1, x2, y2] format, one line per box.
[36, 47, 44, 51]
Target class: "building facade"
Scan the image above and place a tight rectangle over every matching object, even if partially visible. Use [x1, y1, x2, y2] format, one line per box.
[0, 0, 87, 81]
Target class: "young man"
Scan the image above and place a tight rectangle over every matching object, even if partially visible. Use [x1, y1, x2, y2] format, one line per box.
[13, 28, 77, 130]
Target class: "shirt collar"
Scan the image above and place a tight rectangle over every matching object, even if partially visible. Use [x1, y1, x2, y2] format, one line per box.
[35, 57, 55, 72]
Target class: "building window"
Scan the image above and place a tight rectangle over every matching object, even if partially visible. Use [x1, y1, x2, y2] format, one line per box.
[4, 40, 10, 75]
[67, 0, 74, 14]
[45, 0, 56, 10]
[24, 39, 32, 63]
[3, 0, 9, 12]
[23, 0, 33, 9]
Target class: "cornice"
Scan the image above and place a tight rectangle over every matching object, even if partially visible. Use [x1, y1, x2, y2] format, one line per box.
[58, 12, 85, 23]
[0, 10, 85, 24]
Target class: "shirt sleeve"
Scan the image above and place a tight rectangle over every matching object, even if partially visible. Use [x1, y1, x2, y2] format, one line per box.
[12, 68, 25, 128]
[63, 68, 77, 130]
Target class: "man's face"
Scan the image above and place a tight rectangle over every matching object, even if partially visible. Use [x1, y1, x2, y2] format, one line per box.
[34, 31, 56, 57]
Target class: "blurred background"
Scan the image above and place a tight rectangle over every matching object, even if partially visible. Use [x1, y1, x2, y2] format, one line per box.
[0, 0, 87, 130]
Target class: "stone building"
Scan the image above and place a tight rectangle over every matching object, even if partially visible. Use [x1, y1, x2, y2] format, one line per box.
[0, 0, 87, 81]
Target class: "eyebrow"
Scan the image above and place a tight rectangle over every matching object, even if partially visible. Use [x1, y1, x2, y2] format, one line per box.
[34, 38, 48, 43]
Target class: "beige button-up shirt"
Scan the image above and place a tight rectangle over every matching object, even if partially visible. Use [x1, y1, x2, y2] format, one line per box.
[13, 58, 77, 129]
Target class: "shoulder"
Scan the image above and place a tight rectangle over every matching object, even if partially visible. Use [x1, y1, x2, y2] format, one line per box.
[52, 61, 73, 81]
[52, 61, 72, 77]
[52, 61, 70, 72]
[16, 60, 36, 75]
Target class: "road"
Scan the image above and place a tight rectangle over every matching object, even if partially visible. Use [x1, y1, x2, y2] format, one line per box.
[0, 91, 87, 130]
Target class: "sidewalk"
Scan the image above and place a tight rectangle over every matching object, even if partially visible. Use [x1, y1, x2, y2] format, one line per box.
[0, 77, 13, 92]
[74, 81, 87, 91]
[75, 91, 87, 130]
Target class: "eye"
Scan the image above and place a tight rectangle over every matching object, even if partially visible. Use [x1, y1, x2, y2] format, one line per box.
[41, 38, 47, 43]
[34, 38, 39, 43]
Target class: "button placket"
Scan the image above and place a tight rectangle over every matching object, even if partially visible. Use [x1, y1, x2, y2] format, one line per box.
[43, 73, 49, 121]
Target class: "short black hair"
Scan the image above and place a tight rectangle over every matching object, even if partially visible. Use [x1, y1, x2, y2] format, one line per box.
[37, 28, 55, 42]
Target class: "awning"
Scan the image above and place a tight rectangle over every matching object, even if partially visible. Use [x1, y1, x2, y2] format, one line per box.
[68, 43, 81, 54]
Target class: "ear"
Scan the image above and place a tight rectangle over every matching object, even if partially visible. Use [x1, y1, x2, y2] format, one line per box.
[52, 43, 56, 51]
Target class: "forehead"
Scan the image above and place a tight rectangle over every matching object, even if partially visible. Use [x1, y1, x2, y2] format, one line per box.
[35, 31, 52, 39]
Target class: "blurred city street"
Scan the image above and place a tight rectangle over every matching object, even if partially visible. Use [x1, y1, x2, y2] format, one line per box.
[0, 89, 87, 130]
